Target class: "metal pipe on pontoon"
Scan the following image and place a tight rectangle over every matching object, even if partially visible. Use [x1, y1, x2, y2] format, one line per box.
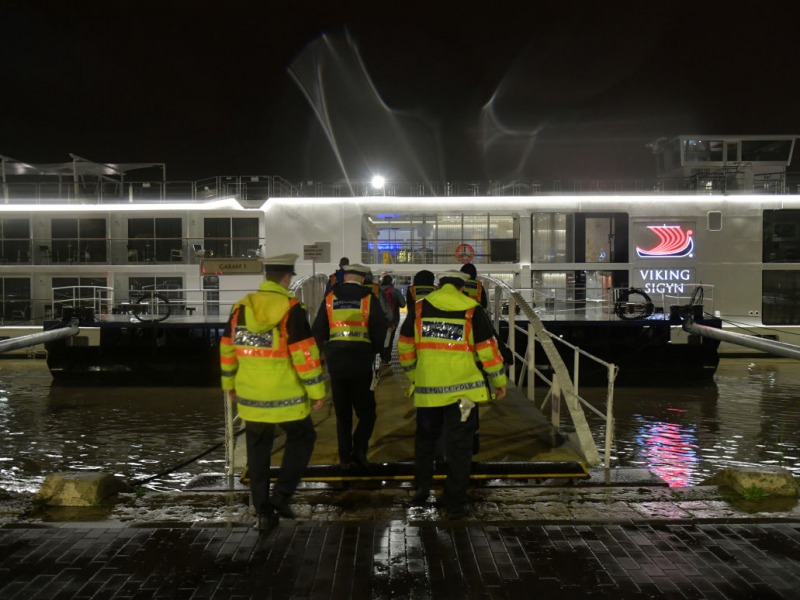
[683, 319, 800, 360]
[0, 322, 79, 354]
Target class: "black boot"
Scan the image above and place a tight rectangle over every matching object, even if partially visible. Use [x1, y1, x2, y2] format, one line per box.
[256, 511, 278, 532]
[268, 494, 295, 519]
[351, 448, 371, 470]
[410, 488, 431, 506]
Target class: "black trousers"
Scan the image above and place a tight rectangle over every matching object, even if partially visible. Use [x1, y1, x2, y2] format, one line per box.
[415, 403, 477, 510]
[330, 374, 376, 463]
[245, 417, 316, 516]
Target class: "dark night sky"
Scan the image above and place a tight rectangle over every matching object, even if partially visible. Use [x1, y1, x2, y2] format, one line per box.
[2, 0, 799, 184]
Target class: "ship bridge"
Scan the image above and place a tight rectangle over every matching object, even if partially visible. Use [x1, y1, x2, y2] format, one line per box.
[648, 134, 799, 193]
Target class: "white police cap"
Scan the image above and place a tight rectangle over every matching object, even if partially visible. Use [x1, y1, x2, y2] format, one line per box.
[263, 253, 298, 274]
[438, 270, 470, 283]
[344, 263, 371, 276]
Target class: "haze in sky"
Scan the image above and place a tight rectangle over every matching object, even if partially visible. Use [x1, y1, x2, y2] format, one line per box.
[1, 1, 798, 183]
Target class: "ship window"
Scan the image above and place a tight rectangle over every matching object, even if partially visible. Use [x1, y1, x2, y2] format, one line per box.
[0, 277, 31, 322]
[0, 218, 30, 264]
[726, 141, 738, 162]
[361, 213, 517, 265]
[128, 217, 181, 262]
[129, 277, 184, 305]
[573, 213, 630, 263]
[532, 213, 571, 263]
[707, 211, 723, 231]
[204, 217, 259, 258]
[51, 218, 107, 263]
[531, 271, 574, 312]
[763, 210, 800, 262]
[763, 271, 800, 325]
[683, 139, 724, 163]
[742, 139, 793, 163]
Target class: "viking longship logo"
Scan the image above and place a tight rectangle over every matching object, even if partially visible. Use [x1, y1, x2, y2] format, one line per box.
[636, 225, 694, 258]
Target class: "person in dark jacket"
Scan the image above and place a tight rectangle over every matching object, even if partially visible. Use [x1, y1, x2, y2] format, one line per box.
[405, 269, 436, 306]
[460, 262, 488, 308]
[459, 262, 513, 367]
[312, 263, 388, 470]
[324, 257, 349, 294]
[379, 274, 406, 362]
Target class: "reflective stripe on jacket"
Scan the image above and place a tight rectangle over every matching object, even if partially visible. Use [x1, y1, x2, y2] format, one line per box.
[220, 281, 325, 423]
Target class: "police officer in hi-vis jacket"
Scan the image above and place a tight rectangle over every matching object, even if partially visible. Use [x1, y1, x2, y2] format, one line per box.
[398, 270, 507, 518]
[220, 253, 326, 532]
[312, 263, 388, 471]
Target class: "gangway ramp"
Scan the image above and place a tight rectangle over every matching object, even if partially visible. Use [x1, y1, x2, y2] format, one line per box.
[205, 363, 588, 491]
[202, 274, 594, 492]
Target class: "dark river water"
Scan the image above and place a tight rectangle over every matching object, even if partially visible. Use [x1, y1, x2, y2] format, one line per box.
[1, 357, 799, 493]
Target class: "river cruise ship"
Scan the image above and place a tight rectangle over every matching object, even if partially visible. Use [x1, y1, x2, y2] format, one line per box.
[0, 134, 798, 384]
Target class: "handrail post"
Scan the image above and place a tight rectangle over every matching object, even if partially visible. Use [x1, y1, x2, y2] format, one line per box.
[526, 323, 535, 401]
[604, 363, 615, 469]
[508, 296, 516, 383]
[492, 285, 501, 332]
[224, 391, 236, 488]
[551, 376, 561, 429]
[573, 347, 580, 398]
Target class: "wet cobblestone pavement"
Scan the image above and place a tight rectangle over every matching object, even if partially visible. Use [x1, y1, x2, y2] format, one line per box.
[2, 479, 800, 599]
[1, 518, 799, 598]
[2, 367, 799, 596]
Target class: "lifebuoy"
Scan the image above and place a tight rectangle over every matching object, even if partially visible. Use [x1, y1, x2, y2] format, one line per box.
[455, 243, 475, 264]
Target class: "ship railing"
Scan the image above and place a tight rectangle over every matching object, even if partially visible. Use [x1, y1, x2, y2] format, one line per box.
[481, 276, 613, 468]
[5, 175, 799, 204]
[50, 286, 115, 321]
[10, 237, 265, 266]
[522, 284, 714, 322]
[290, 273, 330, 320]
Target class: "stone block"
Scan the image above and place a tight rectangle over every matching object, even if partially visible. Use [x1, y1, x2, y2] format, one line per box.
[37, 472, 132, 507]
[704, 467, 798, 498]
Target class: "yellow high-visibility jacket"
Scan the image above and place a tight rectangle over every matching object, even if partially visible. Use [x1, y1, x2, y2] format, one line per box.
[220, 280, 325, 423]
[398, 283, 507, 408]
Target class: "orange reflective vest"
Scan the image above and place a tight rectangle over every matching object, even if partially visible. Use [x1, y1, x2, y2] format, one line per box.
[325, 292, 371, 344]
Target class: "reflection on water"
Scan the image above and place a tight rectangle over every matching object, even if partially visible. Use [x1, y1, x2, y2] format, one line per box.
[0, 360, 225, 493]
[635, 417, 699, 487]
[584, 357, 800, 486]
[1, 357, 800, 492]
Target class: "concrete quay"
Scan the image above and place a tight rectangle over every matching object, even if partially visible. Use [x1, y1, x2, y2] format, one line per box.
[2, 471, 800, 599]
[2, 369, 799, 597]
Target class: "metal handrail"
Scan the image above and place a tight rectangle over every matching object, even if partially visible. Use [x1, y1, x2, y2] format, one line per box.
[290, 273, 329, 322]
[481, 275, 614, 468]
[3, 173, 798, 203]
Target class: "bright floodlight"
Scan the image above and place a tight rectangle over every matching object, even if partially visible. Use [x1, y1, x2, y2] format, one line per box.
[371, 175, 385, 190]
